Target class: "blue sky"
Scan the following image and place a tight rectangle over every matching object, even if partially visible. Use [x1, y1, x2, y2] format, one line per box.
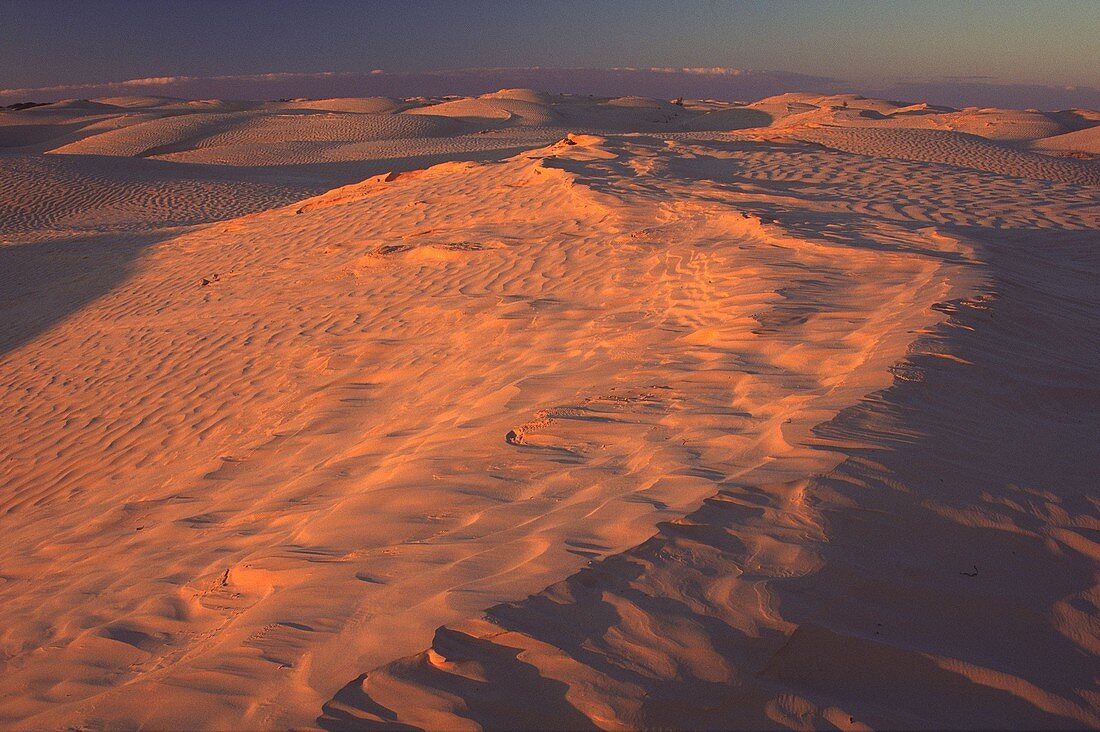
[2, 1, 1097, 106]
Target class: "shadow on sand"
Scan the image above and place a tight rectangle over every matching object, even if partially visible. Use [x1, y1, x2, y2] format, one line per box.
[0, 230, 176, 358]
[0, 142, 550, 360]
[313, 195, 1099, 729]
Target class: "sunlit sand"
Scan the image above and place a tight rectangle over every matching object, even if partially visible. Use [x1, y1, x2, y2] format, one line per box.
[1, 90, 1097, 729]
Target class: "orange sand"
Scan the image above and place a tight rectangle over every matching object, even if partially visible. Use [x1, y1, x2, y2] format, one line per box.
[1, 91, 1097, 729]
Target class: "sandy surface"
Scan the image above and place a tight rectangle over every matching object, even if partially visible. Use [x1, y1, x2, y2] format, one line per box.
[1, 91, 1097, 729]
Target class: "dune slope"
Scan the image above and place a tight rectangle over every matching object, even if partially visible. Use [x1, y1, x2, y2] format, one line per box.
[318, 129, 1100, 730]
[0, 92, 1097, 730]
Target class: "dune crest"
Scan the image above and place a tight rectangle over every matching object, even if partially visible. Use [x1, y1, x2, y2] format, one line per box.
[1, 91, 1097, 729]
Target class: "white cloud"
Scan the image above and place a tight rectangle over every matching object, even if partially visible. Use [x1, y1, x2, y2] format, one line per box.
[120, 76, 198, 86]
[0, 71, 361, 98]
[641, 67, 743, 76]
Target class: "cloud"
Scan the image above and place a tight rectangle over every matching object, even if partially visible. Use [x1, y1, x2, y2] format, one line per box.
[120, 76, 196, 86]
[0, 80, 115, 98]
[611, 66, 743, 76]
[0, 71, 361, 99]
[678, 67, 744, 76]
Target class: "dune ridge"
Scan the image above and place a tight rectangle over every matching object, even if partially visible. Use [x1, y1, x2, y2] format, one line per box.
[317, 126, 1100, 732]
[0, 90, 1097, 729]
[324, 226, 1100, 730]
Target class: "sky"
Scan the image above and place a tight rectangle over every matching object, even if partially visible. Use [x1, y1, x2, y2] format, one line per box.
[2, 0, 1098, 108]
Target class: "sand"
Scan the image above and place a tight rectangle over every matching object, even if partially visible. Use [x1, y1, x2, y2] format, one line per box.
[0, 90, 1097, 730]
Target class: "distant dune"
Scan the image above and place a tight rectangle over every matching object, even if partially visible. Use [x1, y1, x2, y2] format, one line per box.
[4, 67, 1099, 110]
[1, 90, 1097, 730]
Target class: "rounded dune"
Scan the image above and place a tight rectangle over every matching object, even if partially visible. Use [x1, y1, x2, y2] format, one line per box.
[1031, 125, 1100, 155]
[282, 97, 409, 114]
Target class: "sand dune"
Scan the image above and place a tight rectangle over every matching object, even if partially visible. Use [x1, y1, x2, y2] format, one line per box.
[284, 98, 410, 114]
[325, 223, 1099, 731]
[6, 88, 1094, 163]
[758, 126, 1100, 185]
[0, 154, 315, 237]
[1032, 125, 1100, 155]
[0, 90, 1097, 729]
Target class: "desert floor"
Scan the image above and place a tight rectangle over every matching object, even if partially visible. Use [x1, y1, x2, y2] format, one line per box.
[1, 90, 1098, 730]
